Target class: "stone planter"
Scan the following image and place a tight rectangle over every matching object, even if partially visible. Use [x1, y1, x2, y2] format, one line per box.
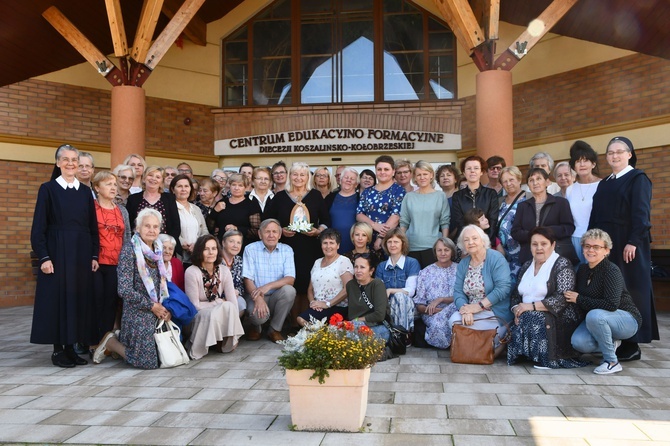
[285, 368, 371, 432]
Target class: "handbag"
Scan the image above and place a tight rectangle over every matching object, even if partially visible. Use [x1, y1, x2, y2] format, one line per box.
[450, 316, 510, 365]
[154, 319, 190, 368]
[357, 284, 410, 355]
[162, 282, 198, 329]
[382, 319, 410, 355]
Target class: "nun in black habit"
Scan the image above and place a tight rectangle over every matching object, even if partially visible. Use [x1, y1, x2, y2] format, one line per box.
[589, 136, 659, 361]
[30, 144, 99, 367]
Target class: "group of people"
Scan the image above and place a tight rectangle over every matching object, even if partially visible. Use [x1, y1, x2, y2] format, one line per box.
[31, 136, 658, 374]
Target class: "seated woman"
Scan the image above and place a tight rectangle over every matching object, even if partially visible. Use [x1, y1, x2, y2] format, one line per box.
[414, 237, 459, 349]
[507, 227, 587, 369]
[297, 229, 354, 326]
[220, 229, 247, 319]
[449, 225, 513, 352]
[158, 234, 184, 291]
[343, 221, 382, 266]
[567, 229, 642, 375]
[93, 208, 173, 369]
[346, 254, 390, 341]
[184, 235, 245, 360]
[375, 228, 421, 332]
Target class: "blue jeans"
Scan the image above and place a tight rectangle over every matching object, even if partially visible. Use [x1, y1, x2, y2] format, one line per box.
[353, 320, 390, 342]
[571, 309, 639, 363]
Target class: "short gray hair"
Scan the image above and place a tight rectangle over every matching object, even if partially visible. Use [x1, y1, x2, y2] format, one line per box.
[135, 208, 163, 232]
[260, 218, 282, 232]
[553, 161, 576, 180]
[529, 152, 554, 172]
[158, 233, 176, 248]
[78, 151, 94, 167]
[340, 167, 359, 184]
[433, 236, 458, 261]
[55, 144, 79, 161]
[457, 224, 491, 252]
[581, 228, 613, 250]
[113, 164, 135, 179]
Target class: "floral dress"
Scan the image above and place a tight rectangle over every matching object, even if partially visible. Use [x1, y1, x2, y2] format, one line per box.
[414, 263, 458, 348]
[498, 195, 526, 284]
[117, 243, 161, 369]
[356, 183, 406, 239]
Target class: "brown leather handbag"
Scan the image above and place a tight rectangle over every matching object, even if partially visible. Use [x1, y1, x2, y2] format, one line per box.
[450, 316, 510, 365]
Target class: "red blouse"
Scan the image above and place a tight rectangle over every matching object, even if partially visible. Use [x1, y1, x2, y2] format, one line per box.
[95, 202, 125, 265]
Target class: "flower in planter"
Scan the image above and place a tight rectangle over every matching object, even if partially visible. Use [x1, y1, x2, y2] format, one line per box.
[278, 315, 386, 384]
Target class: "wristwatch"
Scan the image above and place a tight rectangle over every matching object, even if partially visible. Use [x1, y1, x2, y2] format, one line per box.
[326, 301, 331, 308]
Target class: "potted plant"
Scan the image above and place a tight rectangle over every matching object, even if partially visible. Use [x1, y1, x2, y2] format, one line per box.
[278, 314, 386, 432]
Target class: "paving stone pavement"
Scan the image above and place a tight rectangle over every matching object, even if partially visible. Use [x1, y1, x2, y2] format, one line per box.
[0, 306, 668, 445]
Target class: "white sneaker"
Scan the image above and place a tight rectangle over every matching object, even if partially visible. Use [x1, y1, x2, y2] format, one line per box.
[533, 364, 551, 370]
[594, 361, 622, 375]
[93, 331, 116, 364]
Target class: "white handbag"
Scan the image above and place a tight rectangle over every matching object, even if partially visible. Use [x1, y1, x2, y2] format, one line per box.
[154, 320, 190, 368]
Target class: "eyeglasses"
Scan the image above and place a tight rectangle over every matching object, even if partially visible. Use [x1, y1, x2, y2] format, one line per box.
[273, 171, 287, 176]
[583, 244, 606, 251]
[254, 177, 269, 182]
[117, 175, 133, 181]
[489, 166, 503, 171]
[178, 169, 192, 174]
[315, 174, 328, 178]
[606, 150, 629, 157]
[165, 172, 176, 177]
[396, 170, 411, 176]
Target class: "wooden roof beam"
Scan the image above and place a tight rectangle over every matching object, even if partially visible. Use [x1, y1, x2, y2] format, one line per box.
[494, 0, 580, 70]
[105, 0, 128, 57]
[131, 0, 164, 63]
[42, 6, 124, 86]
[145, 0, 206, 70]
[433, 0, 485, 53]
[162, 0, 207, 46]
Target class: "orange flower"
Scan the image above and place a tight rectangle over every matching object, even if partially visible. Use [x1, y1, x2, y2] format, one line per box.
[358, 325, 373, 335]
[344, 321, 354, 331]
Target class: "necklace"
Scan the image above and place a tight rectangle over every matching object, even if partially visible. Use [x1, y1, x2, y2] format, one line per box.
[577, 181, 596, 201]
[222, 255, 234, 268]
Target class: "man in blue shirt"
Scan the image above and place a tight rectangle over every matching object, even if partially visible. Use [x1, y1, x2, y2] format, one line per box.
[243, 219, 296, 342]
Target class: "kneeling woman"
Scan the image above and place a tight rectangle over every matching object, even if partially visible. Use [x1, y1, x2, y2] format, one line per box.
[93, 208, 172, 369]
[507, 227, 587, 369]
[184, 235, 245, 360]
[567, 229, 642, 375]
[346, 254, 390, 341]
[449, 225, 512, 351]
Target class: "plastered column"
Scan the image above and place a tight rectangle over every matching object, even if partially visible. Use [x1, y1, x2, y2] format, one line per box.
[475, 70, 513, 165]
[111, 86, 145, 167]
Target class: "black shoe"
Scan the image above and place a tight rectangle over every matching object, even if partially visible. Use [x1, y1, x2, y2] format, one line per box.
[65, 349, 89, 365]
[73, 343, 88, 355]
[616, 341, 642, 362]
[51, 351, 75, 368]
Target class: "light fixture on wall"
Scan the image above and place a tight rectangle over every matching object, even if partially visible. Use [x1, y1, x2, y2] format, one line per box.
[184, 117, 192, 125]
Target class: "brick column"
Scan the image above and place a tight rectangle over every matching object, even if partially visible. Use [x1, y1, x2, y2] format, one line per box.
[475, 70, 513, 165]
[110, 86, 145, 168]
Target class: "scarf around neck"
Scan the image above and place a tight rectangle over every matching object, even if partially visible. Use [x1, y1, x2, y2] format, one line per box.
[132, 233, 169, 303]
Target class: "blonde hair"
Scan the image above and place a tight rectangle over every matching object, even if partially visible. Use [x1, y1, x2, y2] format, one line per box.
[142, 166, 164, 186]
[285, 162, 312, 193]
[413, 160, 436, 188]
[311, 167, 335, 191]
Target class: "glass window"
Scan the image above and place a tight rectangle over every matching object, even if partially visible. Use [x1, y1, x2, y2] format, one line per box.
[221, 0, 455, 106]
